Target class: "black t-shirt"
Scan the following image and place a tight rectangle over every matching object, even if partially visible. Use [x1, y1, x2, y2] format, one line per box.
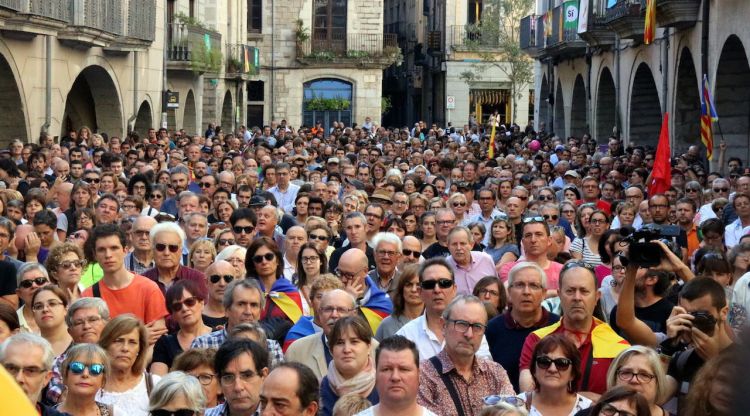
[152, 334, 183, 369]
[422, 242, 450, 259]
[202, 314, 227, 330]
[609, 297, 674, 339]
[0, 259, 17, 297]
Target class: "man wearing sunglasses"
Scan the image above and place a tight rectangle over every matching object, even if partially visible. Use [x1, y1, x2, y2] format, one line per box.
[399, 236, 423, 267]
[697, 177, 731, 225]
[202, 260, 238, 330]
[397, 258, 491, 361]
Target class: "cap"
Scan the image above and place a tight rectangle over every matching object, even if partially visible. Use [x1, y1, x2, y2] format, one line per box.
[564, 170, 581, 178]
[249, 195, 267, 207]
[555, 145, 566, 152]
[327, 157, 340, 165]
[345, 178, 365, 191]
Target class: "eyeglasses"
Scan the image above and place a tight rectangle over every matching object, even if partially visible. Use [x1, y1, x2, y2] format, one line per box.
[68, 361, 105, 376]
[220, 370, 258, 386]
[309, 234, 328, 241]
[32, 299, 64, 312]
[535, 356, 572, 371]
[590, 218, 608, 225]
[210, 275, 234, 284]
[233, 225, 255, 234]
[218, 238, 236, 246]
[150, 409, 197, 416]
[537, 195, 554, 201]
[72, 316, 103, 327]
[171, 296, 199, 312]
[199, 182, 213, 188]
[616, 369, 656, 383]
[334, 268, 364, 280]
[543, 214, 558, 221]
[252, 253, 275, 264]
[320, 306, 355, 315]
[19, 277, 49, 289]
[155, 243, 180, 253]
[447, 318, 487, 334]
[301, 256, 320, 263]
[686, 188, 699, 193]
[713, 187, 729, 192]
[149, 194, 164, 200]
[60, 260, 85, 270]
[2, 363, 46, 377]
[478, 288, 500, 297]
[376, 250, 398, 257]
[402, 249, 421, 258]
[483, 395, 526, 407]
[600, 403, 637, 416]
[85, 178, 101, 183]
[436, 220, 455, 226]
[509, 281, 544, 291]
[419, 278, 454, 290]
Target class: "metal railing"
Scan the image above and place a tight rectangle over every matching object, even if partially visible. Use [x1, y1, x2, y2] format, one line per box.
[297, 32, 398, 58]
[448, 25, 500, 48]
[168, 22, 222, 64]
[520, 15, 537, 49]
[67, 0, 123, 35]
[604, 0, 645, 23]
[549, 4, 583, 45]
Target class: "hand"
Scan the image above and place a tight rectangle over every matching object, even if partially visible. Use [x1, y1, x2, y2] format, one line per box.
[146, 320, 168, 345]
[651, 240, 684, 273]
[25, 232, 41, 258]
[666, 306, 693, 342]
[719, 141, 727, 152]
[691, 326, 722, 359]
[344, 278, 365, 300]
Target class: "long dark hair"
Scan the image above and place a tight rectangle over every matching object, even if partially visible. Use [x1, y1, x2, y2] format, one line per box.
[244, 236, 284, 280]
[295, 242, 327, 289]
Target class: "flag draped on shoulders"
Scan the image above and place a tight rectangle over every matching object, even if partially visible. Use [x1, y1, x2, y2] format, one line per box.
[701, 74, 719, 160]
[262, 278, 304, 324]
[283, 316, 316, 352]
[359, 276, 393, 334]
[649, 113, 671, 196]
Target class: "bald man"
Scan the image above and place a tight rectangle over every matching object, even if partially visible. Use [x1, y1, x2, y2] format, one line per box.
[202, 260, 237, 329]
[283, 226, 308, 280]
[336, 248, 393, 333]
[400, 236, 423, 267]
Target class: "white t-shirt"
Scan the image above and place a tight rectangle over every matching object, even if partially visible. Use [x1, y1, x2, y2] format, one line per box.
[355, 405, 437, 416]
[96, 373, 161, 416]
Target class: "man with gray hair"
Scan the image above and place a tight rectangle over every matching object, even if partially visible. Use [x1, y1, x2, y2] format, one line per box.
[161, 165, 195, 216]
[368, 232, 403, 296]
[192, 278, 284, 366]
[0, 333, 63, 414]
[268, 162, 300, 213]
[399, 235, 423, 268]
[445, 227, 497, 294]
[417, 295, 514, 416]
[485, 262, 560, 391]
[142, 222, 207, 299]
[125, 216, 157, 275]
[177, 191, 201, 220]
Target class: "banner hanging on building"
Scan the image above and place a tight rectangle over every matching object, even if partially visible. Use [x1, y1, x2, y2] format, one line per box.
[563, 0, 580, 32]
[578, 0, 589, 34]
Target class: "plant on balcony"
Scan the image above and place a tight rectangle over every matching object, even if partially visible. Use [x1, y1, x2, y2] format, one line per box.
[296, 20, 310, 42]
[306, 51, 336, 61]
[305, 97, 351, 111]
[383, 46, 403, 66]
[227, 57, 244, 73]
[175, 12, 206, 29]
[381, 96, 392, 114]
[190, 42, 223, 74]
[346, 50, 370, 59]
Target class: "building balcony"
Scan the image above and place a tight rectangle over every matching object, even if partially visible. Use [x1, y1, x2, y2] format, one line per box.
[578, 10, 616, 47]
[0, 0, 70, 38]
[604, 0, 646, 41]
[225, 43, 259, 80]
[448, 25, 501, 52]
[296, 33, 401, 69]
[544, 4, 587, 59]
[167, 22, 223, 74]
[519, 15, 541, 58]
[656, 0, 701, 29]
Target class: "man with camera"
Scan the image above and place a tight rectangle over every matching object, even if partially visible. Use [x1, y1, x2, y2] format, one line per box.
[648, 194, 688, 262]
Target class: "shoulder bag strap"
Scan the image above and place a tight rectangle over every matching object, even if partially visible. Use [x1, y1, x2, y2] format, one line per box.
[429, 356, 466, 416]
[92, 282, 101, 298]
[525, 391, 533, 412]
[145, 372, 154, 396]
[580, 345, 595, 391]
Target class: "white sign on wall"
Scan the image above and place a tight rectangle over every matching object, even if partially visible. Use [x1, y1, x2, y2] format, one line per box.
[447, 95, 456, 109]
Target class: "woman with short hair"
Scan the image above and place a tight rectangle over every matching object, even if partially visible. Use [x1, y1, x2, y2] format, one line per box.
[188, 239, 216, 275]
[148, 371, 206, 416]
[172, 348, 220, 408]
[58, 343, 119, 415]
[45, 243, 86, 302]
[605, 346, 669, 416]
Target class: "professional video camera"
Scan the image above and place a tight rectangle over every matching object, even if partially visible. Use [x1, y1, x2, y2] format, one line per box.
[619, 224, 682, 267]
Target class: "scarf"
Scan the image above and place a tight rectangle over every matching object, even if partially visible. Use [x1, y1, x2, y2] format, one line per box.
[326, 354, 376, 399]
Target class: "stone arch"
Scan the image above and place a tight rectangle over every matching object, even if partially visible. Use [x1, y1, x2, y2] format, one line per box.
[629, 63, 662, 147]
[220, 90, 233, 132]
[133, 100, 152, 136]
[62, 65, 123, 137]
[554, 80, 565, 137]
[570, 75, 587, 138]
[715, 35, 750, 163]
[596, 67, 616, 143]
[539, 75, 549, 132]
[183, 90, 197, 135]
[0, 51, 28, 146]
[673, 47, 701, 156]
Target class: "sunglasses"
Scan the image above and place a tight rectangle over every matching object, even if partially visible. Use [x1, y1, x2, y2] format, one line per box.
[452, 202, 467, 207]
[210, 274, 234, 284]
[155, 243, 180, 253]
[402, 249, 421, 258]
[199, 182, 213, 188]
[68, 361, 105, 376]
[60, 260, 84, 270]
[150, 194, 164, 199]
[233, 226, 254, 234]
[218, 238, 236, 246]
[19, 277, 48, 289]
[252, 253, 275, 264]
[309, 234, 328, 241]
[150, 410, 196, 416]
[419, 278, 454, 290]
[543, 214, 558, 221]
[171, 296, 199, 312]
[85, 178, 101, 183]
[713, 187, 729, 192]
[535, 356, 573, 371]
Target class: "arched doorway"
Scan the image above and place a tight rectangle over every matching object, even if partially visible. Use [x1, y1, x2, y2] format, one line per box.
[183, 90, 197, 135]
[570, 75, 587, 138]
[674, 48, 701, 156]
[220, 90, 233, 132]
[554, 80, 565, 137]
[0, 53, 27, 146]
[63, 65, 123, 137]
[133, 100, 152, 135]
[539, 76, 549, 133]
[302, 78, 353, 132]
[596, 68, 616, 142]
[715, 35, 750, 164]
[629, 63, 662, 147]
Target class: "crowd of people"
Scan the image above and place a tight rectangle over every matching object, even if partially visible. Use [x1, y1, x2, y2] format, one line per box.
[0, 119, 746, 416]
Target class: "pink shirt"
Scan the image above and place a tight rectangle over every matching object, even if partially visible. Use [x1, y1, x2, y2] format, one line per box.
[446, 251, 498, 295]
[498, 259, 563, 290]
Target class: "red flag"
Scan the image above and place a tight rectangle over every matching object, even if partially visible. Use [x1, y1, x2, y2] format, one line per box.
[644, 0, 656, 44]
[649, 113, 671, 195]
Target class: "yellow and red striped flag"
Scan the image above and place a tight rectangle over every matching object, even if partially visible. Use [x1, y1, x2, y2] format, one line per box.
[644, 0, 656, 44]
[701, 74, 719, 160]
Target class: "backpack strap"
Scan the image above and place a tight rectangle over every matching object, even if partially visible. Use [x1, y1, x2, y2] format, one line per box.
[92, 282, 101, 298]
[429, 356, 465, 416]
[580, 346, 595, 391]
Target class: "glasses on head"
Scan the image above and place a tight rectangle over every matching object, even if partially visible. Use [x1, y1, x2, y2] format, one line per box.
[68, 361, 105, 376]
[616, 369, 656, 383]
[447, 318, 486, 334]
[210, 275, 234, 284]
[19, 277, 49, 289]
[419, 278, 454, 290]
[600, 403, 637, 416]
[60, 260, 84, 270]
[2, 363, 46, 377]
[402, 249, 421, 258]
[233, 225, 255, 234]
[561, 260, 596, 275]
[170, 296, 200, 312]
[535, 356, 572, 371]
[309, 234, 328, 241]
[523, 216, 544, 224]
[252, 252, 275, 264]
[155, 243, 180, 253]
[483, 395, 526, 407]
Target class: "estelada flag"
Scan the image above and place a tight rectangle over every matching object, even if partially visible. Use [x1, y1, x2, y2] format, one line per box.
[649, 112, 671, 195]
[359, 276, 393, 334]
[644, 0, 656, 45]
[261, 278, 304, 324]
[701, 74, 719, 160]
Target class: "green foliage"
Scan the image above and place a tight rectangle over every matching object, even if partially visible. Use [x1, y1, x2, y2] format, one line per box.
[296, 19, 310, 42]
[381, 96, 392, 114]
[175, 12, 206, 29]
[346, 50, 370, 58]
[305, 97, 351, 111]
[306, 51, 336, 61]
[190, 42, 223, 74]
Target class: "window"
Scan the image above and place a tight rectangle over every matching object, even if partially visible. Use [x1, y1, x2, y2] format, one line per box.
[248, 0, 262, 32]
[247, 81, 264, 102]
[468, 0, 482, 24]
[303, 79, 353, 131]
[312, 0, 347, 51]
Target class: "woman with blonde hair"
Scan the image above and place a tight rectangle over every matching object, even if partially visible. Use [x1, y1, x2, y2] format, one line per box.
[57, 343, 119, 415]
[606, 345, 669, 416]
[188, 239, 216, 274]
[448, 192, 470, 226]
[485, 216, 519, 265]
[45, 243, 86, 301]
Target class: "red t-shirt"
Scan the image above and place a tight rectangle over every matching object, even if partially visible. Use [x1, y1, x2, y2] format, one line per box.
[82, 274, 168, 324]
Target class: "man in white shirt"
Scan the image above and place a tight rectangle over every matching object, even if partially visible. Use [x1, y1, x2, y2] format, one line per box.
[268, 162, 300, 213]
[725, 192, 750, 248]
[396, 258, 491, 361]
[698, 178, 730, 225]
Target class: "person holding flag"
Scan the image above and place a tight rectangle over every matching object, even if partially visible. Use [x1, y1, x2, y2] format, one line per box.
[648, 113, 671, 196]
[702, 74, 719, 160]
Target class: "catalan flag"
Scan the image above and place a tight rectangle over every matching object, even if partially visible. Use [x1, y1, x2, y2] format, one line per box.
[488, 124, 496, 159]
[359, 276, 393, 334]
[283, 316, 316, 352]
[260, 278, 304, 325]
[701, 74, 719, 160]
[243, 46, 251, 73]
[644, 0, 656, 45]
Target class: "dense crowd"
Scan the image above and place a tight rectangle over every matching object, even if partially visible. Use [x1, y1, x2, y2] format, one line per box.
[0, 119, 745, 416]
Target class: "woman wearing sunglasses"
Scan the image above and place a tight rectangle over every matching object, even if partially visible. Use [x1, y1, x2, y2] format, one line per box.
[448, 192, 470, 226]
[58, 343, 119, 416]
[151, 280, 212, 376]
[148, 371, 206, 416]
[519, 334, 592, 416]
[45, 243, 86, 302]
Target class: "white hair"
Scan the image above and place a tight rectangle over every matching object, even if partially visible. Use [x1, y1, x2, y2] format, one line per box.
[148, 371, 206, 412]
[372, 232, 403, 253]
[0, 333, 54, 370]
[507, 261, 547, 289]
[150, 221, 187, 247]
[216, 245, 247, 262]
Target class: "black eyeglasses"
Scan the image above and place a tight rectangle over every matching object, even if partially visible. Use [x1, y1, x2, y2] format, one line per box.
[150, 410, 197, 416]
[419, 278, 454, 290]
[155, 243, 180, 253]
[543, 214, 558, 221]
[599, 403, 636, 416]
[535, 356, 572, 371]
[252, 253, 275, 264]
[199, 182, 213, 188]
[210, 274, 234, 284]
[713, 187, 729, 192]
[402, 249, 421, 258]
[309, 234, 329, 241]
[19, 277, 49, 289]
[85, 178, 101, 183]
[233, 226, 254, 234]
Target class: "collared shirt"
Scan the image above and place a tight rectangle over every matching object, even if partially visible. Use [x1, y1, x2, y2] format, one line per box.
[205, 402, 260, 416]
[471, 209, 503, 245]
[142, 265, 207, 299]
[418, 349, 515, 416]
[396, 314, 491, 361]
[725, 217, 750, 248]
[192, 328, 285, 367]
[268, 183, 300, 213]
[124, 252, 154, 276]
[367, 268, 399, 297]
[446, 251, 498, 295]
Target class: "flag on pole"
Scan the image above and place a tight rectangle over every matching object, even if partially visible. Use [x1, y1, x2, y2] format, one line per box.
[644, 0, 656, 45]
[489, 124, 496, 159]
[649, 112, 671, 195]
[701, 74, 719, 160]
